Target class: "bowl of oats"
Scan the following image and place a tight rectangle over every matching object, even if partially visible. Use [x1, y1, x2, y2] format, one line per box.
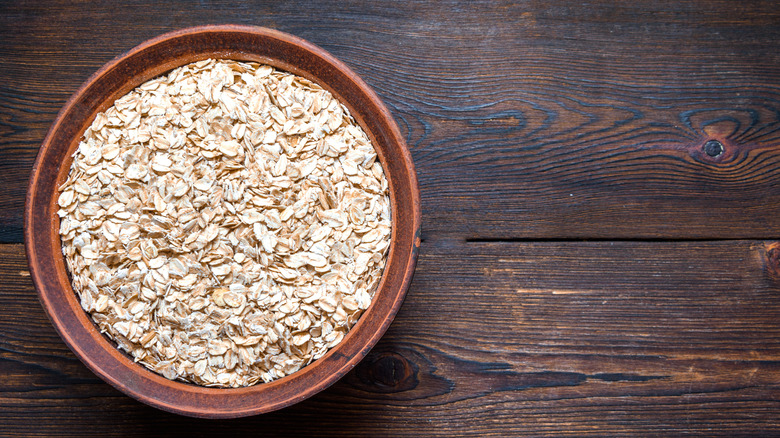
[25, 25, 420, 418]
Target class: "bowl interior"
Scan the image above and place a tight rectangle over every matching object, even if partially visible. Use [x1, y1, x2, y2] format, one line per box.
[25, 25, 420, 418]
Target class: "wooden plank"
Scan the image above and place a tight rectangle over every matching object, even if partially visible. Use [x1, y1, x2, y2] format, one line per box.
[2, 240, 780, 435]
[3, 1, 780, 242]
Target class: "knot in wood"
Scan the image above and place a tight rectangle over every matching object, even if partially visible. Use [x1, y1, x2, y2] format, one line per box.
[766, 242, 780, 279]
[703, 140, 724, 157]
[372, 353, 413, 387]
[354, 351, 418, 393]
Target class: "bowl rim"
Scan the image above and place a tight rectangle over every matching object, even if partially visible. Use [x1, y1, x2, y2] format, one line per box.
[25, 24, 420, 418]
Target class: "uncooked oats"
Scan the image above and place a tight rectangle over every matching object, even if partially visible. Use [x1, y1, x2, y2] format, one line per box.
[57, 59, 391, 388]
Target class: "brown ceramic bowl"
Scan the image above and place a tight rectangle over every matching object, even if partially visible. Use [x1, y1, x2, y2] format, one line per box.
[25, 25, 420, 418]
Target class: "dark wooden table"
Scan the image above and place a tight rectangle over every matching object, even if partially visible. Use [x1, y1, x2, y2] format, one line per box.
[3, 1, 780, 435]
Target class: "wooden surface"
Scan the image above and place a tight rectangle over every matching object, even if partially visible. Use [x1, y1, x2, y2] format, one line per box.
[2, 0, 780, 435]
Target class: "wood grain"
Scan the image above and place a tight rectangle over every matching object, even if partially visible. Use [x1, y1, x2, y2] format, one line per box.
[4, 0, 780, 434]
[3, 1, 780, 242]
[3, 241, 780, 436]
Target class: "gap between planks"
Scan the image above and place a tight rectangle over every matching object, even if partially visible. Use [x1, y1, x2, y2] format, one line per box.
[463, 237, 779, 243]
